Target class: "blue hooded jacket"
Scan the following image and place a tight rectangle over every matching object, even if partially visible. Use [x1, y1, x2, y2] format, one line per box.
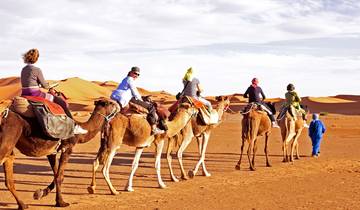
[309, 120, 326, 139]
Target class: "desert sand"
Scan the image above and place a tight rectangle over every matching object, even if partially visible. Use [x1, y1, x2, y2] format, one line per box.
[1, 77, 359, 209]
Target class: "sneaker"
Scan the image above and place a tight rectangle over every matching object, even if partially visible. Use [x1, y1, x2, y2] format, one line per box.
[272, 122, 280, 128]
[74, 124, 88, 135]
[151, 127, 165, 135]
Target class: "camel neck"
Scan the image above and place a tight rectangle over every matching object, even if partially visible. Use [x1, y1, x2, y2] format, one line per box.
[75, 111, 106, 144]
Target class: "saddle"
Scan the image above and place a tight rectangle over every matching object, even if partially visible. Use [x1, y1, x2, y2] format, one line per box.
[168, 96, 217, 125]
[10, 96, 74, 140]
[241, 102, 266, 115]
[277, 105, 302, 121]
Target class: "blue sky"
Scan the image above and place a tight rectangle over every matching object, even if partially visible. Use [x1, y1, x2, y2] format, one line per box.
[0, 0, 359, 97]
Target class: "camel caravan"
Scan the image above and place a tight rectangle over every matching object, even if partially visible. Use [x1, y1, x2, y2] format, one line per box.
[0, 49, 313, 209]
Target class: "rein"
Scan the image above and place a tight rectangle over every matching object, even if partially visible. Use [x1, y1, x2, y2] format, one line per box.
[96, 105, 119, 122]
[241, 103, 255, 115]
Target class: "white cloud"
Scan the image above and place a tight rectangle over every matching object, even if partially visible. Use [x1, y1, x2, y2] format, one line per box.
[0, 0, 360, 97]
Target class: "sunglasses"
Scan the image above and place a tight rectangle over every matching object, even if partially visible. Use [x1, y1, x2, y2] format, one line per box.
[134, 73, 140, 76]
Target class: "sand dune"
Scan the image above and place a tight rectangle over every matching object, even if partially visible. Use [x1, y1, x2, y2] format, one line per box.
[0, 76, 359, 115]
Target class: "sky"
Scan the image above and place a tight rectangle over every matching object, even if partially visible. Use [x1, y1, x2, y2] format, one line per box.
[0, 0, 360, 97]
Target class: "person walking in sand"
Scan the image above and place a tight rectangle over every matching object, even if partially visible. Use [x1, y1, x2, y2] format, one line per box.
[308, 113, 326, 157]
[20, 48, 87, 134]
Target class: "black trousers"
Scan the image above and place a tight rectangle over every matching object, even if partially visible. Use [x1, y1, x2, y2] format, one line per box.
[130, 98, 158, 125]
[53, 96, 73, 119]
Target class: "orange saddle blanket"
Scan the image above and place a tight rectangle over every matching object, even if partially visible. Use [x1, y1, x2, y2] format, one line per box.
[23, 96, 66, 116]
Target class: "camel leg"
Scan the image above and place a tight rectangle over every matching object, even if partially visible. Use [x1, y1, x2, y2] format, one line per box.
[3, 153, 28, 210]
[294, 131, 302, 160]
[87, 155, 100, 194]
[283, 132, 295, 163]
[247, 139, 256, 171]
[189, 132, 211, 178]
[34, 154, 58, 200]
[177, 125, 194, 180]
[102, 147, 119, 195]
[55, 147, 72, 207]
[155, 140, 166, 189]
[235, 137, 246, 170]
[125, 147, 144, 192]
[166, 137, 179, 182]
[251, 139, 258, 168]
[264, 133, 272, 167]
[291, 132, 302, 161]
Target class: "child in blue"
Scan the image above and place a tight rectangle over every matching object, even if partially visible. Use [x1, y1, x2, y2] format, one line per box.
[308, 113, 326, 157]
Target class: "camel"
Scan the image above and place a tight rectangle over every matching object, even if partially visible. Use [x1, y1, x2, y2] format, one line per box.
[235, 103, 274, 171]
[87, 103, 198, 194]
[166, 96, 231, 182]
[278, 107, 307, 162]
[0, 98, 119, 209]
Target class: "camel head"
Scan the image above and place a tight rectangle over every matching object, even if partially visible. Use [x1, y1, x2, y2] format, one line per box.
[93, 98, 120, 121]
[214, 95, 231, 122]
[215, 95, 231, 111]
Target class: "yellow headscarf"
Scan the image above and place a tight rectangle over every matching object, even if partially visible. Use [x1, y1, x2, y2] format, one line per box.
[183, 67, 193, 82]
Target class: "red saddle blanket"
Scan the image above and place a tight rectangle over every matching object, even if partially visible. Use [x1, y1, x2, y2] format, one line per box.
[23, 96, 66, 116]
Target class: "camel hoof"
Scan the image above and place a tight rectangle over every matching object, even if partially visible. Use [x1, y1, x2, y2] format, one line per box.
[188, 170, 195, 179]
[171, 177, 180, 182]
[295, 157, 300, 160]
[18, 201, 29, 210]
[159, 184, 167, 189]
[181, 175, 189, 180]
[203, 172, 211, 177]
[266, 163, 272, 167]
[87, 186, 96, 194]
[56, 201, 70, 207]
[33, 189, 43, 200]
[125, 186, 134, 192]
[250, 167, 256, 171]
[282, 159, 287, 163]
[235, 164, 241, 170]
[111, 190, 119, 195]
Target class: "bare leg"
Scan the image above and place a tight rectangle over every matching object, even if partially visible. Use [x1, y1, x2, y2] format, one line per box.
[189, 132, 211, 178]
[102, 148, 119, 195]
[4, 154, 28, 210]
[87, 153, 101, 194]
[125, 147, 144, 192]
[34, 154, 58, 200]
[235, 137, 246, 170]
[252, 139, 258, 168]
[177, 124, 194, 180]
[264, 133, 271, 167]
[166, 137, 179, 182]
[247, 139, 255, 171]
[155, 140, 166, 188]
[55, 147, 73, 207]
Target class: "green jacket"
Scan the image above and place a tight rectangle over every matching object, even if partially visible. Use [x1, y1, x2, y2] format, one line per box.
[285, 91, 301, 109]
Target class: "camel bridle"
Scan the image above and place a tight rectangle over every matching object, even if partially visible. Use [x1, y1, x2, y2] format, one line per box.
[96, 103, 119, 122]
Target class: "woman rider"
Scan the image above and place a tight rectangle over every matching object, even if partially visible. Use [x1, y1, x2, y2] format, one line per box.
[20, 48, 87, 134]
